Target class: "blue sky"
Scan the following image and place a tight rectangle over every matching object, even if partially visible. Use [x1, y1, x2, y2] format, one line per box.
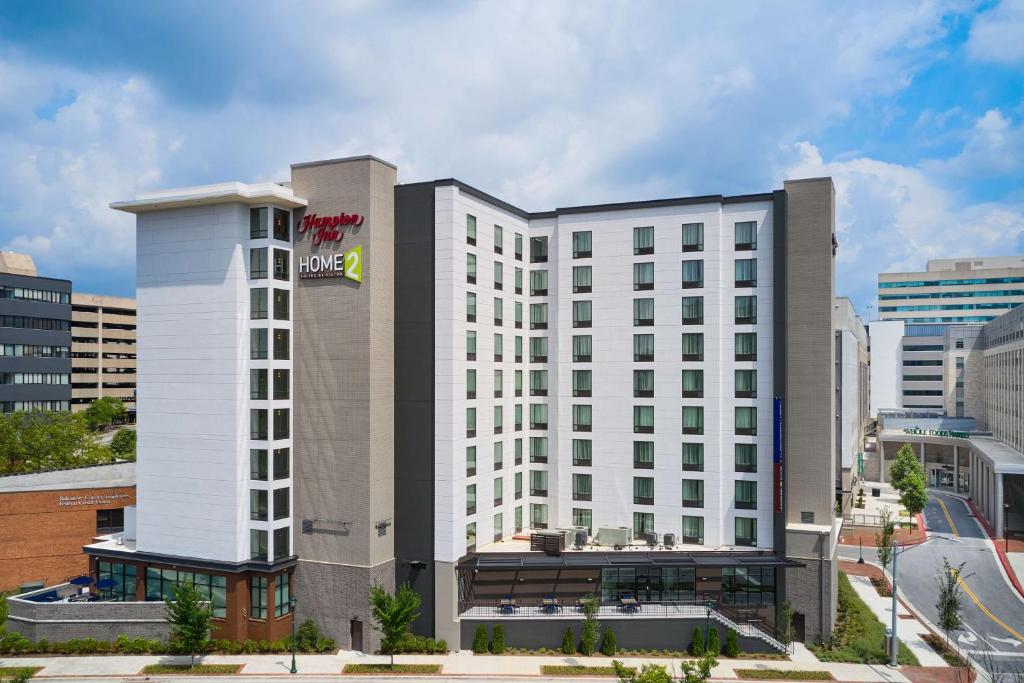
[1, 0, 1022, 317]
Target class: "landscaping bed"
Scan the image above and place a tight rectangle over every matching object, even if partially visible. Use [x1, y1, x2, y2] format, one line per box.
[343, 664, 442, 675]
[139, 664, 243, 675]
[922, 633, 968, 667]
[542, 665, 633, 676]
[0, 667, 42, 681]
[869, 576, 892, 597]
[734, 670, 834, 681]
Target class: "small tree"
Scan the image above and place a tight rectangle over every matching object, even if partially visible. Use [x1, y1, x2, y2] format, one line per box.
[472, 624, 488, 653]
[613, 661, 673, 683]
[561, 626, 576, 654]
[600, 626, 617, 656]
[776, 600, 794, 646]
[900, 468, 928, 517]
[579, 595, 600, 655]
[164, 582, 213, 668]
[490, 623, 505, 654]
[369, 582, 421, 666]
[875, 506, 896, 573]
[889, 443, 918, 492]
[82, 397, 127, 431]
[936, 558, 969, 647]
[110, 428, 137, 458]
[706, 627, 720, 656]
[678, 655, 717, 683]
[724, 629, 739, 658]
[689, 626, 705, 655]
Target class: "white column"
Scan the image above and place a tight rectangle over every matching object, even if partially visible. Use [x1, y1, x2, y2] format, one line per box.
[953, 445, 959, 493]
[879, 440, 886, 483]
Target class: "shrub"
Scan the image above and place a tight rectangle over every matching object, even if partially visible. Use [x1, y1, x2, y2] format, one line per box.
[491, 624, 505, 654]
[579, 595, 600, 656]
[707, 627, 720, 656]
[561, 626, 576, 655]
[725, 629, 740, 658]
[472, 624, 489, 654]
[0, 631, 31, 654]
[600, 627, 617, 656]
[690, 627, 705, 655]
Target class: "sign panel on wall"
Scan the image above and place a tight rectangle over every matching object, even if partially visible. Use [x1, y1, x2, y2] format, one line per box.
[298, 246, 362, 282]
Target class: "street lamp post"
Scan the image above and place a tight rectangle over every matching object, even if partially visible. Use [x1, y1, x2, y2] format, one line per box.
[888, 535, 940, 668]
[705, 600, 714, 644]
[289, 596, 297, 674]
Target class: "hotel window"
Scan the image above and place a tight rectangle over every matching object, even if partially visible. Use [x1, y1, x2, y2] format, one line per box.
[251, 208, 268, 239]
[682, 369, 703, 398]
[573, 334, 592, 362]
[494, 333, 503, 361]
[273, 209, 290, 242]
[634, 334, 654, 362]
[736, 480, 757, 510]
[250, 248, 268, 279]
[515, 471, 523, 499]
[494, 406, 503, 434]
[97, 508, 124, 534]
[514, 437, 523, 463]
[573, 230, 592, 258]
[735, 295, 757, 324]
[573, 508, 593, 535]
[273, 487, 289, 520]
[722, 567, 774, 606]
[494, 297, 503, 326]
[250, 328, 268, 359]
[735, 369, 756, 398]
[633, 406, 654, 433]
[735, 332, 757, 361]
[251, 449, 269, 480]
[515, 233, 523, 260]
[514, 335, 523, 362]
[274, 573, 292, 617]
[682, 333, 703, 361]
[682, 443, 704, 472]
[633, 512, 654, 537]
[530, 436, 548, 463]
[573, 439, 592, 466]
[97, 561, 136, 602]
[273, 408, 289, 439]
[251, 288, 268, 320]
[573, 265, 592, 293]
[251, 489, 268, 521]
[634, 369, 654, 398]
[682, 406, 704, 435]
[530, 369, 548, 396]
[735, 517, 757, 546]
[493, 441, 503, 470]
[634, 262, 654, 291]
[467, 214, 477, 245]
[466, 407, 476, 438]
[250, 581, 268, 622]
[682, 479, 703, 508]
[735, 258, 757, 287]
[515, 404, 522, 431]
[530, 303, 548, 329]
[273, 448, 289, 480]
[493, 512, 503, 542]
[251, 409, 268, 440]
[682, 515, 704, 544]
[515, 267, 523, 294]
[466, 292, 476, 322]
[682, 296, 703, 325]
[530, 404, 548, 430]
[573, 300, 592, 328]
[467, 522, 477, 551]
[682, 222, 704, 252]
[273, 369, 289, 400]
[530, 270, 548, 296]
[633, 477, 654, 505]
[466, 369, 476, 399]
[634, 226, 654, 255]
[515, 505, 523, 532]
[466, 446, 477, 476]
[494, 225, 503, 254]
[273, 249, 289, 281]
[530, 336, 547, 362]
[530, 470, 548, 497]
[573, 404, 592, 432]
[251, 369, 268, 400]
[494, 369, 503, 398]
[273, 329, 289, 360]
[530, 236, 548, 263]
[573, 369, 592, 397]
[682, 260, 703, 289]
[144, 569, 227, 619]
[515, 302, 523, 329]
[735, 407, 757, 436]
[735, 444, 757, 472]
[467, 331, 477, 360]
[633, 298, 654, 326]
[466, 484, 477, 515]
[466, 253, 477, 284]
[515, 370, 523, 396]
[955, 338, 964, 349]
[735, 221, 757, 250]
[494, 261, 503, 289]
[573, 473, 592, 501]
[633, 441, 654, 469]
[531, 503, 549, 529]
[273, 289, 289, 321]
[250, 529, 268, 561]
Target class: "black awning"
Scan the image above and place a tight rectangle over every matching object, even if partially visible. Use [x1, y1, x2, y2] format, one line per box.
[459, 550, 804, 571]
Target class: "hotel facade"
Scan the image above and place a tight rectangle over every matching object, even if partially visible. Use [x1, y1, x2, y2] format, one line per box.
[87, 157, 838, 651]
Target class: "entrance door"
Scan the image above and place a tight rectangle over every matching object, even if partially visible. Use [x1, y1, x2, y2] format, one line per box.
[793, 612, 806, 643]
[350, 619, 363, 652]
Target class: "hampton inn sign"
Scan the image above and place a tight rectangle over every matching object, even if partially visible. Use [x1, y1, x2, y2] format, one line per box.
[296, 210, 365, 282]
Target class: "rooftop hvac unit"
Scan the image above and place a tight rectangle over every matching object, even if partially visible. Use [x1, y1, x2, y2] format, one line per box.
[554, 528, 577, 547]
[645, 532, 658, 547]
[596, 526, 632, 547]
[530, 531, 566, 555]
[663, 533, 676, 548]
[573, 530, 588, 549]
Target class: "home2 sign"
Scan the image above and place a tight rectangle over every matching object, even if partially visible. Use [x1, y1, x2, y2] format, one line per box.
[298, 246, 363, 282]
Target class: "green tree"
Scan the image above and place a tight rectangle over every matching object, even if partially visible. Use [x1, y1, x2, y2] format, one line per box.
[678, 655, 717, 683]
[0, 410, 101, 474]
[776, 600, 794, 646]
[471, 624, 488, 654]
[724, 629, 739, 658]
[613, 661, 673, 683]
[579, 595, 600, 655]
[600, 626, 617, 656]
[164, 582, 213, 668]
[875, 507, 896, 573]
[490, 623, 505, 654]
[82, 397, 127, 431]
[706, 627, 720, 656]
[369, 582, 421, 666]
[0, 592, 8, 631]
[900, 468, 928, 516]
[889, 443, 918, 492]
[561, 626, 576, 654]
[110, 428, 137, 458]
[690, 626, 705, 655]
[936, 558, 970, 646]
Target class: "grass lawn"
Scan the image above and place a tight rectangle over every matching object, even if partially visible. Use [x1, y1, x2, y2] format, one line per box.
[810, 572, 919, 666]
[542, 665, 634, 676]
[734, 671, 834, 681]
[343, 664, 442, 675]
[139, 664, 243, 675]
[0, 667, 42, 680]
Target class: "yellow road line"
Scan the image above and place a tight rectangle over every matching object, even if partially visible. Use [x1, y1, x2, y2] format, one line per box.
[935, 495, 959, 537]
[955, 573, 1024, 643]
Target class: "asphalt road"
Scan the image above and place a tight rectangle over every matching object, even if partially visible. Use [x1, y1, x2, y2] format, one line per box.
[840, 490, 1024, 680]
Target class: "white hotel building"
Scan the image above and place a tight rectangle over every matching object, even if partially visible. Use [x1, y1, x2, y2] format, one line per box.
[93, 157, 839, 652]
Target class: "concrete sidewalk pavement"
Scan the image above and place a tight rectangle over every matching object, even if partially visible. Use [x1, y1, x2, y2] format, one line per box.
[846, 574, 947, 668]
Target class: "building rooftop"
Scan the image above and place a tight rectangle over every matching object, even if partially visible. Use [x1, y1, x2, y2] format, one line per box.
[0, 462, 135, 493]
[0, 251, 38, 276]
[110, 181, 308, 214]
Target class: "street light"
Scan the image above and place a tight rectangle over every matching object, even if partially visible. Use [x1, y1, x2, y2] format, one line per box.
[888, 536, 942, 668]
[705, 600, 714, 643]
[289, 595, 297, 674]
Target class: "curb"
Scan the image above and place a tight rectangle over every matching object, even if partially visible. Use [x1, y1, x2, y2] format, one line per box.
[965, 498, 1024, 601]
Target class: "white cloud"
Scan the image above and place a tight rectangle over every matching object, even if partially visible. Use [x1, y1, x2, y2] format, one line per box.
[966, 0, 1024, 64]
[923, 108, 1024, 177]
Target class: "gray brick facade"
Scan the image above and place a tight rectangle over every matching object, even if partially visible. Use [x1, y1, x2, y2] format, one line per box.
[7, 595, 169, 643]
[293, 558, 395, 652]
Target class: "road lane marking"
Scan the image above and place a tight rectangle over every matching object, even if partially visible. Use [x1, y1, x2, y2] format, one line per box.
[935, 494, 960, 537]
[956, 573, 1024, 643]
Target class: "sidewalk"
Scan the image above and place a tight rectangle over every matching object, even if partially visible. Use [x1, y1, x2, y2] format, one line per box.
[965, 496, 1024, 600]
[845, 574, 947, 668]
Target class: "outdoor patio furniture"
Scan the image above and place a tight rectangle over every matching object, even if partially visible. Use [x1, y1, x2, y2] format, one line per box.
[619, 597, 640, 613]
[541, 596, 561, 613]
[497, 596, 517, 614]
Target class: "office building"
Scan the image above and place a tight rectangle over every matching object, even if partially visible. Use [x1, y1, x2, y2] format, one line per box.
[833, 298, 869, 497]
[877, 256, 1024, 324]
[70, 294, 137, 413]
[0, 252, 72, 413]
[68, 157, 838, 650]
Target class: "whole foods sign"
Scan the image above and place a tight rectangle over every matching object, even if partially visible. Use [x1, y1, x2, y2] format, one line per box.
[298, 246, 362, 282]
[298, 212, 365, 246]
